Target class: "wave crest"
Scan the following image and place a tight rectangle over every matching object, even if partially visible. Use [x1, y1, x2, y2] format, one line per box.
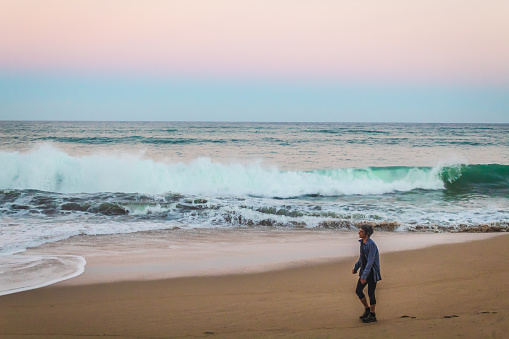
[1, 145, 505, 197]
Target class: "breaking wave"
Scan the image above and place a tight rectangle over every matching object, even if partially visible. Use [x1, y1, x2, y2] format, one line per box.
[0, 145, 507, 197]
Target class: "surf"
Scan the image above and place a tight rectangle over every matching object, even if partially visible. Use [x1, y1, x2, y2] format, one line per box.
[1, 145, 507, 197]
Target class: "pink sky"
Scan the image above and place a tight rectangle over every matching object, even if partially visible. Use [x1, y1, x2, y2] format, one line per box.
[1, 0, 508, 84]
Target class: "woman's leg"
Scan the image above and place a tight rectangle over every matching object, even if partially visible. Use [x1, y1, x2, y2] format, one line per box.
[366, 274, 377, 313]
[355, 278, 370, 314]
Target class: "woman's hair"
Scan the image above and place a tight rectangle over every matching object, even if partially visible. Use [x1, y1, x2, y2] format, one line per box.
[360, 224, 374, 237]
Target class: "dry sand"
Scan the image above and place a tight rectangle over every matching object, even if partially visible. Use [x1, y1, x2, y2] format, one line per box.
[1, 234, 508, 338]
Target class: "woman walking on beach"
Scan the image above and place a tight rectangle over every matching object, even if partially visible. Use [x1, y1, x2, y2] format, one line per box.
[352, 224, 381, 323]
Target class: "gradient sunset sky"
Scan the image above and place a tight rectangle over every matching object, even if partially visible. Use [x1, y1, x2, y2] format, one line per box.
[1, 0, 508, 122]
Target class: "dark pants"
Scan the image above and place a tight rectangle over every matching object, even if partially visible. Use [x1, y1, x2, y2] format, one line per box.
[355, 271, 377, 305]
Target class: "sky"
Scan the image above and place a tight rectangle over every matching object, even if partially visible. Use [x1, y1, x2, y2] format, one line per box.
[0, 0, 508, 122]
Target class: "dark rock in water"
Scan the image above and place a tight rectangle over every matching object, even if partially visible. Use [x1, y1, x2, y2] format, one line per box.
[319, 220, 352, 229]
[375, 222, 399, 231]
[33, 196, 56, 205]
[33, 196, 58, 209]
[61, 203, 83, 211]
[313, 211, 340, 218]
[116, 194, 153, 202]
[290, 221, 307, 228]
[223, 213, 255, 226]
[11, 204, 30, 210]
[1, 190, 21, 202]
[81, 203, 92, 211]
[412, 224, 454, 233]
[257, 207, 277, 214]
[181, 198, 207, 205]
[176, 203, 203, 210]
[257, 219, 276, 226]
[42, 208, 58, 215]
[165, 193, 183, 202]
[458, 224, 509, 232]
[39, 203, 58, 210]
[257, 206, 304, 217]
[354, 221, 399, 231]
[97, 203, 128, 215]
[280, 209, 304, 217]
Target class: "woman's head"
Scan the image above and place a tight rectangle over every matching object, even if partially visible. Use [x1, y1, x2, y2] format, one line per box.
[359, 224, 374, 237]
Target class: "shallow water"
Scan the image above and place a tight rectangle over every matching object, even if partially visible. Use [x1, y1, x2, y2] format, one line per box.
[14, 230, 501, 287]
[0, 121, 508, 294]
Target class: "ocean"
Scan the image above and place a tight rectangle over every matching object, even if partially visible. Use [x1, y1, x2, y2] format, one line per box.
[1, 121, 508, 294]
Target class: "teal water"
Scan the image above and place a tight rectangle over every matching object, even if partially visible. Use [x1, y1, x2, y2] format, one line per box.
[2, 121, 508, 170]
[0, 121, 508, 256]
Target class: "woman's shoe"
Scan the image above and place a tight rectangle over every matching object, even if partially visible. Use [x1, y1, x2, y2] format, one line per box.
[362, 313, 377, 323]
[359, 308, 370, 319]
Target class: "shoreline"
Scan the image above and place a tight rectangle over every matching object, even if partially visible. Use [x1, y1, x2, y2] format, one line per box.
[4, 229, 501, 289]
[1, 233, 508, 338]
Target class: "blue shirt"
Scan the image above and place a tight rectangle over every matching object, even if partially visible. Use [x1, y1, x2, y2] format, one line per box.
[353, 238, 382, 282]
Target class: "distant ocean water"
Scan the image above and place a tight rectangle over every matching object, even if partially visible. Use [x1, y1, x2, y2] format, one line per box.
[1, 121, 508, 295]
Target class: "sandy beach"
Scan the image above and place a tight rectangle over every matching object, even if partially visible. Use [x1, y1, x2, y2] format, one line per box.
[2, 0, 509, 335]
[1, 232, 507, 338]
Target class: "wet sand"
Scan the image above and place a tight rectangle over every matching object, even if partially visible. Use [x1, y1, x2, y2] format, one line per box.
[1, 233, 508, 338]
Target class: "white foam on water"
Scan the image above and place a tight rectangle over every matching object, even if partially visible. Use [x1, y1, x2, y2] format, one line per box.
[0, 254, 86, 296]
[0, 144, 448, 196]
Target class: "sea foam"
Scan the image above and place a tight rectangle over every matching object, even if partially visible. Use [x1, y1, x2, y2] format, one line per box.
[0, 145, 447, 197]
[0, 254, 86, 296]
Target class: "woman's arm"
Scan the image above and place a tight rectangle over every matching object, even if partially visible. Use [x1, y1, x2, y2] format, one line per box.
[353, 257, 361, 273]
[360, 242, 377, 280]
